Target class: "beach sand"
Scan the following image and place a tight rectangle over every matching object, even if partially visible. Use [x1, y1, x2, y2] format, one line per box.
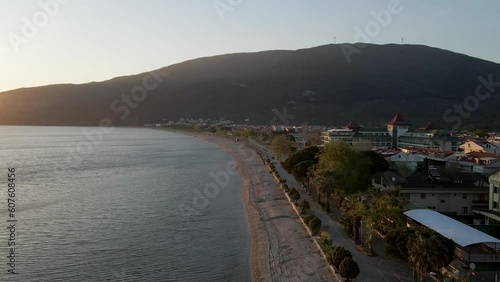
[196, 134, 334, 282]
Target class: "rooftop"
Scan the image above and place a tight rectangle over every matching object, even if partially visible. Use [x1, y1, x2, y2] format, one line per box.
[344, 121, 361, 130]
[404, 209, 500, 248]
[386, 113, 412, 126]
[420, 121, 439, 130]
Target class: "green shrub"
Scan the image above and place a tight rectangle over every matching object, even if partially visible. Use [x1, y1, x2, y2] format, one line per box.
[327, 246, 352, 268]
[308, 217, 322, 235]
[303, 214, 316, 225]
[281, 184, 289, 192]
[319, 230, 332, 245]
[290, 188, 300, 201]
[340, 213, 354, 237]
[339, 257, 360, 281]
[298, 199, 311, 215]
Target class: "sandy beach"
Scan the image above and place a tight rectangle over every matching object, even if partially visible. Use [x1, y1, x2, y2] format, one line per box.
[193, 133, 334, 282]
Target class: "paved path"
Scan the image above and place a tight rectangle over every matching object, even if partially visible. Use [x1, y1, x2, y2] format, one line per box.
[251, 141, 415, 282]
[213, 138, 334, 282]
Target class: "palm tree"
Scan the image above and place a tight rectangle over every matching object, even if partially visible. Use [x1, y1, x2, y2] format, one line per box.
[342, 195, 368, 245]
[306, 165, 316, 193]
[407, 226, 455, 282]
[368, 188, 407, 234]
[311, 169, 335, 211]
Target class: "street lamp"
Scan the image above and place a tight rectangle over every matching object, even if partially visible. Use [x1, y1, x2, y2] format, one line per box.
[360, 220, 363, 244]
[469, 263, 475, 282]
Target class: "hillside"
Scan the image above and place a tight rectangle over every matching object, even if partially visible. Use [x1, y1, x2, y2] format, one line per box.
[1, 44, 499, 129]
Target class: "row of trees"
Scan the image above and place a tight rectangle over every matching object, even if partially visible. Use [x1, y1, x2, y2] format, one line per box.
[340, 189, 407, 250]
[281, 141, 456, 281]
[267, 155, 359, 279]
[317, 230, 360, 281]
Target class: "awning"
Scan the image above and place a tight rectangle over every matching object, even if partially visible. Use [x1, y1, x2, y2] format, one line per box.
[404, 209, 500, 248]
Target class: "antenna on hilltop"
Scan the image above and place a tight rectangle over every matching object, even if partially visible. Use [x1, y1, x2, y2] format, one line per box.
[401, 38, 404, 44]
[334, 36, 336, 44]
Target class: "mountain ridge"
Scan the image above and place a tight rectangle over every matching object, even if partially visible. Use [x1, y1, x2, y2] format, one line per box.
[1, 44, 499, 129]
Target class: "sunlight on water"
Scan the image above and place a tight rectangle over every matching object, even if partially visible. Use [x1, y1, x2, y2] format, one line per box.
[0, 126, 250, 282]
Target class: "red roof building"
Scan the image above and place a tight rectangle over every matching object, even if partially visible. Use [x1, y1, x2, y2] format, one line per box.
[386, 113, 412, 126]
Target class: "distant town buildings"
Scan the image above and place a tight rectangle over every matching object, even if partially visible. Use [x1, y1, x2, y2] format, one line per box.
[322, 113, 461, 151]
[461, 139, 499, 154]
[373, 167, 489, 220]
[473, 169, 500, 225]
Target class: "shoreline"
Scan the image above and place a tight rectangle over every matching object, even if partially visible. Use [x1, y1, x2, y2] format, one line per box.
[177, 131, 333, 281]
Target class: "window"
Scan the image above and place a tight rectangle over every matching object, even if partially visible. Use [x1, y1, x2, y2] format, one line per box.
[494, 202, 499, 209]
[420, 193, 426, 199]
[441, 199, 446, 203]
[495, 186, 499, 194]
[462, 207, 469, 214]
[463, 194, 468, 199]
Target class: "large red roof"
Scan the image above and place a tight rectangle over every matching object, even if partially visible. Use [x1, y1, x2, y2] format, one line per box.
[420, 121, 438, 130]
[386, 113, 411, 126]
[344, 121, 361, 129]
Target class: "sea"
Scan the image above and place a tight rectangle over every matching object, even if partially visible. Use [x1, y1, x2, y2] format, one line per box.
[0, 126, 250, 282]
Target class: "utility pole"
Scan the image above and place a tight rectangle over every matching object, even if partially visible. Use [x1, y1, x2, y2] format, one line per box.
[401, 37, 404, 44]
[334, 36, 336, 44]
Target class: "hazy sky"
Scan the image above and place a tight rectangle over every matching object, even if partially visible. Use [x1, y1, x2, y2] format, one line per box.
[1, 0, 499, 92]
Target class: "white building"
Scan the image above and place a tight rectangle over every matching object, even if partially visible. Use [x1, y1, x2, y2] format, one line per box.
[472, 169, 500, 225]
[461, 140, 499, 154]
[489, 169, 500, 212]
[373, 168, 489, 220]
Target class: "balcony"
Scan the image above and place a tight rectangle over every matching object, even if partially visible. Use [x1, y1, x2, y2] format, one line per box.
[456, 247, 500, 263]
[469, 254, 500, 263]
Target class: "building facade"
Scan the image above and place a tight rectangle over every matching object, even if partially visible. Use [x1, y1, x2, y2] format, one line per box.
[373, 168, 489, 221]
[489, 170, 500, 212]
[322, 113, 462, 151]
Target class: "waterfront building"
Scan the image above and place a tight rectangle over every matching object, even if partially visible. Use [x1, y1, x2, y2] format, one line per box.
[322, 113, 463, 151]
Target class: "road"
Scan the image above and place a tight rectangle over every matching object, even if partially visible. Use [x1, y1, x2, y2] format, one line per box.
[250, 141, 416, 282]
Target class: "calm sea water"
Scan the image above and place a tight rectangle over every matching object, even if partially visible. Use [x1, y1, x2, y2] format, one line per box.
[0, 126, 250, 282]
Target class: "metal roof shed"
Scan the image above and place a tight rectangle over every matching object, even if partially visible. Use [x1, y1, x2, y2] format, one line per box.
[404, 209, 500, 248]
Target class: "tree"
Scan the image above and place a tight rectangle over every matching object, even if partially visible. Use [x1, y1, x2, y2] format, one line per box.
[290, 187, 301, 201]
[311, 169, 336, 212]
[327, 246, 352, 268]
[282, 146, 319, 172]
[362, 150, 390, 174]
[269, 134, 295, 161]
[367, 189, 407, 235]
[317, 141, 372, 197]
[385, 227, 412, 261]
[292, 160, 316, 185]
[319, 230, 332, 245]
[305, 133, 323, 147]
[298, 199, 311, 215]
[339, 257, 360, 281]
[472, 128, 488, 138]
[340, 195, 368, 245]
[407, 226, 455, 282]
[215, 125, 231, 135]
[308, 217, 322, 235]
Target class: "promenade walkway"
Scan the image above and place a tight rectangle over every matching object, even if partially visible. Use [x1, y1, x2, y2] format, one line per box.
[250, 141, 416, 282]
